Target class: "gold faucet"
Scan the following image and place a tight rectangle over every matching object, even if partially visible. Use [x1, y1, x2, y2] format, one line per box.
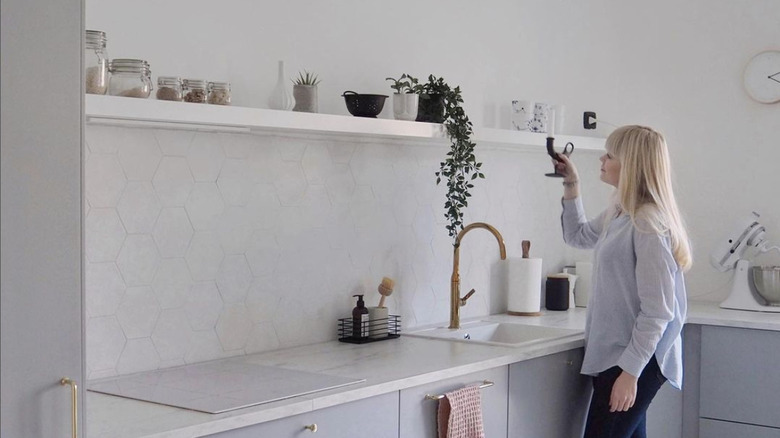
[450, 222, 507, 329]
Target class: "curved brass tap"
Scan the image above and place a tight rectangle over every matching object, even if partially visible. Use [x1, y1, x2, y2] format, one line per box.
[450, 223, 507, 329]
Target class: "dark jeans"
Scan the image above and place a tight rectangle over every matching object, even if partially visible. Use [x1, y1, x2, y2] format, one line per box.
[583, 356, 667, 438]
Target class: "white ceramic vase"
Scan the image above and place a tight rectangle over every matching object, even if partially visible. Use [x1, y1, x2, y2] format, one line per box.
[268, 60, 295, 111]
[392, 93, 419, 121]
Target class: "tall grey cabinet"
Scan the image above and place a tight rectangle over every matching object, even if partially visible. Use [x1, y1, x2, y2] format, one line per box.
[0, 0, 84, 436]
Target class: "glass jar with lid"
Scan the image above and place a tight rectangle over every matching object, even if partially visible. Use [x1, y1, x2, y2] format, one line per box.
[85, 30, 108, 95]
[207, 81, 231, 105]
[108, 59, 152, 98]
[156, 76, 183, 101]
[182, 79, 208, 103]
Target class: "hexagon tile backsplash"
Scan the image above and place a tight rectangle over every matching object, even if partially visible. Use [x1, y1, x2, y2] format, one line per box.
[84, 125, 598, 379]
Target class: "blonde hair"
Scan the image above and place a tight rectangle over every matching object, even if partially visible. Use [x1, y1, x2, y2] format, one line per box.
[605, 125, 692, 271]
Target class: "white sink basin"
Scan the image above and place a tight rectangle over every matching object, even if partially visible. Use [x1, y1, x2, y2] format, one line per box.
[406, 320, 581, 347]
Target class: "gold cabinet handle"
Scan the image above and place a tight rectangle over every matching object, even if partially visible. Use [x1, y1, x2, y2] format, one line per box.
[304, 423, 318, 432]
[60, 377, 78, 438]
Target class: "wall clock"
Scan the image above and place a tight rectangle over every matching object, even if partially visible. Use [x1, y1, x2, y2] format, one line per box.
[743, 50, 780, 103]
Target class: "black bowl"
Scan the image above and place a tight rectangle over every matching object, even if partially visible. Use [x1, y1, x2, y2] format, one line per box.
[342, 91, 388, 118]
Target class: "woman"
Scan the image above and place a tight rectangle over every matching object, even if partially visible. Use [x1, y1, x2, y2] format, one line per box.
[555, 125, 691, 438]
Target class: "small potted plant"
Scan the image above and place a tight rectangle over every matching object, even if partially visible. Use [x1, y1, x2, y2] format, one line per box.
[385, 74, 419, 121]
[423, 75, 483, 239]
[291, 70, 320, 113]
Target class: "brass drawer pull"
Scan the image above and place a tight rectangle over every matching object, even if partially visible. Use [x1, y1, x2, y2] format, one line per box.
[425, 380, 494, 401]
[60, 377, 78, 438]
[304, 423, 318, 432]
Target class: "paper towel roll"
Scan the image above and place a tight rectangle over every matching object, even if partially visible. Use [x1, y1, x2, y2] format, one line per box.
[506, 257, 543, 315]
[574, 262, 593, 307]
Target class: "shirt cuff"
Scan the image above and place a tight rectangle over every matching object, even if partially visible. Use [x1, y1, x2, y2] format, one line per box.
[617, 350, 647, 378]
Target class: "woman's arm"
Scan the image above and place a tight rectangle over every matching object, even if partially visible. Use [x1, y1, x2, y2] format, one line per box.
[617, 218, 678, 378]
[561, 197, 605, 249]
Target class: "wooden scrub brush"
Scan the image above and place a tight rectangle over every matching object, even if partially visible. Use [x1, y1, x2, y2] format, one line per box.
[377, 277, 395, 308]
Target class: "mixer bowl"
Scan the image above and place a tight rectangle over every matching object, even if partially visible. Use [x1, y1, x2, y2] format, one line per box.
[752, 266, 780, 306]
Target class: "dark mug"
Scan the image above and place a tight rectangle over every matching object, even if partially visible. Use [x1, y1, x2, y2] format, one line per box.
[545, 275, 570, 310]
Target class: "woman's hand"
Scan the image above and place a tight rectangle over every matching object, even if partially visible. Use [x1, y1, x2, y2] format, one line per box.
[610, 371, 638, 412]
[552, 153, 579, 183]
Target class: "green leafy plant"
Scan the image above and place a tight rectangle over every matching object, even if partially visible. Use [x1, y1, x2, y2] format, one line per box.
[385, 73, 419, 94]
[292, 70, 321, 86]
[422, 74, 484, 240]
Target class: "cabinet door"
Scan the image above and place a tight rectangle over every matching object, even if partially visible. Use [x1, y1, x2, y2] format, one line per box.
[508, 348, 591, 438]
[0, 0, 84, 436]
[700, 325, 780, 428]
[399, 366, 508, 438]
[646, 382, 682, 438]
[205, 391, 399, 438]
[700, 418, 780, 438]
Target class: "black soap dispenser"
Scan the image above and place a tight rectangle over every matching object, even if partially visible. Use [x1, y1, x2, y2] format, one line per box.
[352, 294, 369, 339]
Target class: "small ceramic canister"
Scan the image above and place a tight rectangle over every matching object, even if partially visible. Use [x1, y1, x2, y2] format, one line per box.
[511, 100, 534, 131]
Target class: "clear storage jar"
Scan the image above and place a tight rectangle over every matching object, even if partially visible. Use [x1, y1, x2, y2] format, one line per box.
[156, 76, 183, 101]
[207, 81, 231, 105]
[182, 79, 208, 103]
[85, 30, 108, 95]
[108, 59, 152, 98]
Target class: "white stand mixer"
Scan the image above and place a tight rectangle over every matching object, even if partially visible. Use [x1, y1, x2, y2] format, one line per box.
[711, 212, 780, 312]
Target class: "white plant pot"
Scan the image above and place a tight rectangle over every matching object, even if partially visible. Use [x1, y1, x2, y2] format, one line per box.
[392, 93, 419, 121]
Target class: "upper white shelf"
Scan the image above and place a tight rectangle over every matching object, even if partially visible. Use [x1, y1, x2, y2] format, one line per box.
[85, 95, 605, 151]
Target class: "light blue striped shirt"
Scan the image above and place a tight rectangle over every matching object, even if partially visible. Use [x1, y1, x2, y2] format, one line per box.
[562, 197, 686, 389]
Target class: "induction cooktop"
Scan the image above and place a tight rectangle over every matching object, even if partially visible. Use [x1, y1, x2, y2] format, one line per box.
[87, 357, 364, 414]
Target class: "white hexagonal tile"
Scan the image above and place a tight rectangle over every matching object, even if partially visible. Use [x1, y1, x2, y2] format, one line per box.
[244, 231, 280, 277]
[85, 208, 126, 263]
[184, 281, 223, 331]
[216, 207, 253, 255]
[116, 286, 161, 339]
[222, 133, 254, 159]
[152, 308, 192, 361]
[324, 164, 356, 205]
[85, 154, 127, 208]
[154, 129, 194, 156]
[117, 182, 161, 234]
[152, 258, 192, 309]
[185, 232, 224, 281]
[86, 316, 126, 371]
[153, 157, 194, 207]
[216, 255, 252, 304]
[217, 159, 252, 206]
[301, 144, 336, 185]
[327, 141, 356, 165]
[185, 183, 225, 231]
[185, 329, 228, 364]
[117, 131, 162, 181]
[85, 262, 126, 317]
[215, 304, 253, 351]
[272, 161, 307, 206]
[245, 277, 282, 323]
[116, 338, 161, 375]
[274, 137, 307, 162]
[245, 184, 281, 230]
[244, 322, 280, 354]
[153, 208, 193, 258]
[188, 134, 225, 182]
[85, 125, 120, 154]
[117, 235, 161, 286]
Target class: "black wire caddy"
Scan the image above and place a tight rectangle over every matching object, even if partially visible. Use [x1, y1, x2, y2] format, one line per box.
[337, 315, 401, 344]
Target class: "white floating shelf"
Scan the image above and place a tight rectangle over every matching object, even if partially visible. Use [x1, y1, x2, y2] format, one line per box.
[85, 95, 605, 151]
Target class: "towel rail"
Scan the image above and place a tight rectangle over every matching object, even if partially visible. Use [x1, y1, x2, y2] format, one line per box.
[424, 380, 494, 401]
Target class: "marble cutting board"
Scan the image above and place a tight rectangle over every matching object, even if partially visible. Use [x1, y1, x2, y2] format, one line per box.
[87, 357, 365, 414]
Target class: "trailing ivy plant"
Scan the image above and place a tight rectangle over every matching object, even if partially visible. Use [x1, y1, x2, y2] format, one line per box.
[419, 75, 484, 241]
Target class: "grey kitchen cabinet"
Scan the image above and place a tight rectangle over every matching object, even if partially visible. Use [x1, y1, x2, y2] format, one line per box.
[646, 379, 683, 438]
[699, 418, 780, 438]
[1, 0, 84, 436]
[399, 366, 508, 438]
[508, 348, 591, 438]
[205, 391, 399, 438]
[699, 325, 780, 431]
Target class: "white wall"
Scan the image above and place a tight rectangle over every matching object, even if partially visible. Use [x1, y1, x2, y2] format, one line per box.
[84, 0, 780, 375]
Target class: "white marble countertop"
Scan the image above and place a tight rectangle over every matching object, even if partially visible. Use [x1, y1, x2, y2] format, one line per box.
[87, 301, 778, 438]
